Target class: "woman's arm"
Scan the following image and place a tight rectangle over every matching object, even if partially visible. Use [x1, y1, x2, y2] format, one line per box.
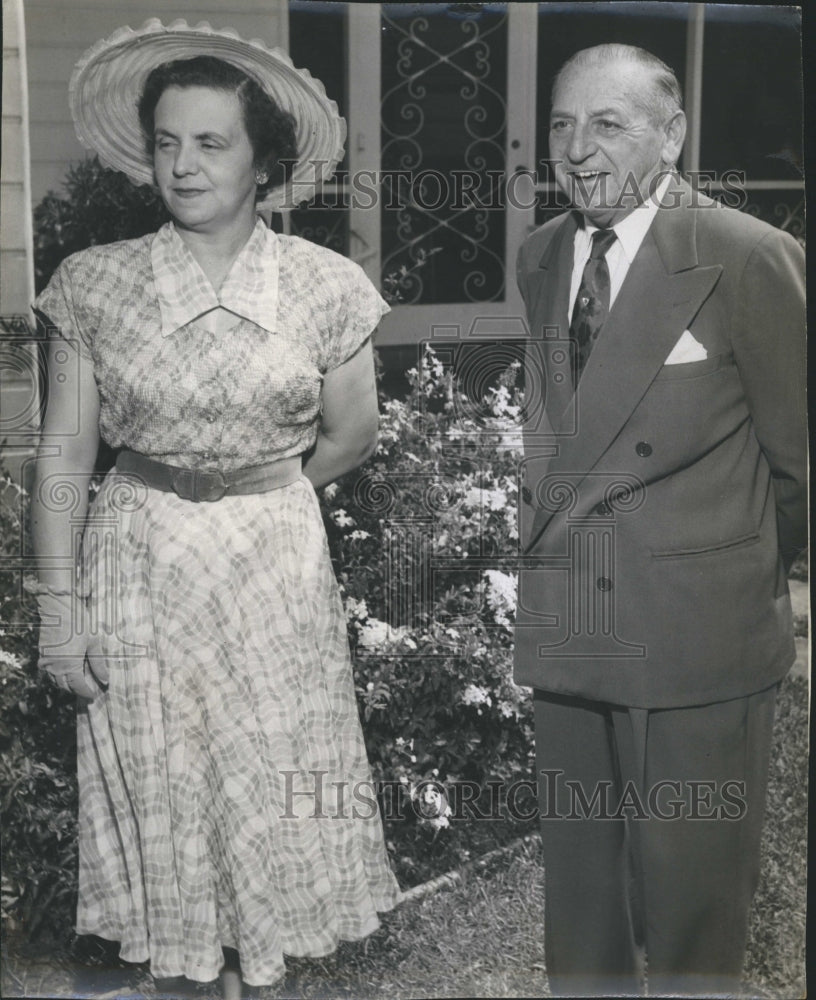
[32, 334, 101, 589]
[302, 340, 379, 490]
[31, 332, 103, 698]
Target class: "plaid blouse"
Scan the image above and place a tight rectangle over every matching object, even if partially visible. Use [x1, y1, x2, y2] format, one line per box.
[35, 219, 388, 472]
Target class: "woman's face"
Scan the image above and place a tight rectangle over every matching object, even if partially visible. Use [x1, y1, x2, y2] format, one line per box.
[152, 85, 258, 233]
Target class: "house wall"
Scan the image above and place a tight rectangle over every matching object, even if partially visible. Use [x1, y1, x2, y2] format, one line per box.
[1, 0, 38, 486]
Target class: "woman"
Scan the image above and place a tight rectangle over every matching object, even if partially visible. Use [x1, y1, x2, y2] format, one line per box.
[31, 19, 400, 997]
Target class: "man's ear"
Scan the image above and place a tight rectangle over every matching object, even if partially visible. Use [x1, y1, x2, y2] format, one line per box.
[662, 111, 687, 167]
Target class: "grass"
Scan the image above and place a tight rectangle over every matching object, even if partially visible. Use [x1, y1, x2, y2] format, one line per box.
[743, 671, 808, 998]
[2, 673, 807, 999]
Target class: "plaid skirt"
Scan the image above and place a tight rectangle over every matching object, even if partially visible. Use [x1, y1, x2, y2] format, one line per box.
[76, 471, 400, 986]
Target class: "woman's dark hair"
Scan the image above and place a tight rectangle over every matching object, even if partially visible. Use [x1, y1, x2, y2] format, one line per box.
[137, 55, 298, 198]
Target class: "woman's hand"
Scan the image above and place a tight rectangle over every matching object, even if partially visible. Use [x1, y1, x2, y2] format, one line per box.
[36, 590, 108, 700]
[302, 340, 379, 489]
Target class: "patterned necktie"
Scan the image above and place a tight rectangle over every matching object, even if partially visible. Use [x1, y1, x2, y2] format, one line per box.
[570, 227, 618, 387]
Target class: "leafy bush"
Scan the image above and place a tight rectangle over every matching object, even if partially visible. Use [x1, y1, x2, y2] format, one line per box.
[0, 475, 79, 940]
[33, 157, 167, 292]
[323, 348, 535, 882]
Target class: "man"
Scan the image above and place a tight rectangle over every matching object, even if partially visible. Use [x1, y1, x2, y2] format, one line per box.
[514, 44, 806, 997]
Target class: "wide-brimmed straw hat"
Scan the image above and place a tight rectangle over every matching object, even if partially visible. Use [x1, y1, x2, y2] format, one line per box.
[69, 18, 345, 210]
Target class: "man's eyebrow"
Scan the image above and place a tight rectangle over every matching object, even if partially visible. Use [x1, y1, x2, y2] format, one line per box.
[551, 107, 626, 119]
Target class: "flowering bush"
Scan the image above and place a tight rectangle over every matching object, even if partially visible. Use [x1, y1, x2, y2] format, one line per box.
[319, 346, 536, 882]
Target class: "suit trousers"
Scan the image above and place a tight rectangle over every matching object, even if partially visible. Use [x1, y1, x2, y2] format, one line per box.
[533, 684, 777, 997]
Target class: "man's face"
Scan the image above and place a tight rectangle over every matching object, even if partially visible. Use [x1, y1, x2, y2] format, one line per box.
[549, 60, 683, 227]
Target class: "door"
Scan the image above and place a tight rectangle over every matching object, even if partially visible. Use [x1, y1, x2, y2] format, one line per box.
[289, 2, 538, 350]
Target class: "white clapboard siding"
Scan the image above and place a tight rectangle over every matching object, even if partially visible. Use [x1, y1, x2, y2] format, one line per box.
[2, 0, 39, 488]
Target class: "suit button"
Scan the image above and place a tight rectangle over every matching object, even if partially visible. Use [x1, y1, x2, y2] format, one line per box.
[521, 485, 533, 505]
[594, 502, 611, 516]
[205, 413, 216, 424]
[596, 577, 613, 591]
[635, 441, 652, 457]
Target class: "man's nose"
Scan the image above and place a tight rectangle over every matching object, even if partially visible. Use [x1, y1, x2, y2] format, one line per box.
[566, 124, 596, 163]
[173, 143, 199, 176]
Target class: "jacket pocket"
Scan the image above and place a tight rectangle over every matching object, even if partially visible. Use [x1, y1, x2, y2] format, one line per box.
[654, 353, 724, 380]
[651, 531, 760, 560]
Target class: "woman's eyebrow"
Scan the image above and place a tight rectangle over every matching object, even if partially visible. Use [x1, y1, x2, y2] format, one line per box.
[153, 128, 229, 141]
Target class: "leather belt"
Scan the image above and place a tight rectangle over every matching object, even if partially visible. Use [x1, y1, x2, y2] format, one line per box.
[116, 450, 302, 502]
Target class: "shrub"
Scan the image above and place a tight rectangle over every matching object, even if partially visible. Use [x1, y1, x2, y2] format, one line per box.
[0, 475, 79, 940]
[322, 348, 535, 881]
[33, 157, 167, 292]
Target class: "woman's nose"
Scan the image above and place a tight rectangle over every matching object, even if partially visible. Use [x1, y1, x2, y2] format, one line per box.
[173, 143, 199, 176]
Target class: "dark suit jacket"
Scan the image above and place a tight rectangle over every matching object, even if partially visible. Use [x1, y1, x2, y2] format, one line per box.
[514, 178, 806, 709]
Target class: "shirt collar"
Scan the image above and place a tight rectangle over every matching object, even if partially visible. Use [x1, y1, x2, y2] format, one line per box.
[151, 217, 279, 336]
[580, 173, 673, 264]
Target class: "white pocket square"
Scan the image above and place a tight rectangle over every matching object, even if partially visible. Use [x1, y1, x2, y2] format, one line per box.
[664, 330, 708, 364]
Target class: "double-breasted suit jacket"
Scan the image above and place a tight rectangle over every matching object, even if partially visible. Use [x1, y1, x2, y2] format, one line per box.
[514, 178, 806, 709]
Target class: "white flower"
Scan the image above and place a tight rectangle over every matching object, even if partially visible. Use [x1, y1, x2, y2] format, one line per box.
[410, 780, 452, 831]
[330, 508, 355, 529]
[462, 683, 492, 707]
[345, 596, 369, 622]
[483, 570, 518, 626]
[463, 486, 509, 512]
[348, 530, 371, 541]
[323, 483, 339, 500]
[357, 618, 392, 648]
[357, 618, 417, 651]
[0, 650, 24, 672]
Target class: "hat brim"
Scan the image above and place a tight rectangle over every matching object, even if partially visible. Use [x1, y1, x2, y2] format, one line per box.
[69, 18, 346, 211]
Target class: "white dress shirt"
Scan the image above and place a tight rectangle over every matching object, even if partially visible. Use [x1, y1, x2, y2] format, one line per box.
[568, 173, 672, 322]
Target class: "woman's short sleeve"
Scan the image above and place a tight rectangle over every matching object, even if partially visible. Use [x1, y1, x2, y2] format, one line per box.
[33, 259, 92, 360]
[323, 259, 390, 372]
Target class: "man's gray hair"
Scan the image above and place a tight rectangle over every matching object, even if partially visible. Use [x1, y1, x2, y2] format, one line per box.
[553, 44, 683, 124]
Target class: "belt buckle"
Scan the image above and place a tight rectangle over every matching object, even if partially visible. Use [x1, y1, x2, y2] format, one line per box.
[172, 467, 227, 502]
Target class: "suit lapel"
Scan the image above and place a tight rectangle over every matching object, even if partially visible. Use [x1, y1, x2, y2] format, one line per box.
[525, 183, 723, 552]
[525, 213, 579, 426]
